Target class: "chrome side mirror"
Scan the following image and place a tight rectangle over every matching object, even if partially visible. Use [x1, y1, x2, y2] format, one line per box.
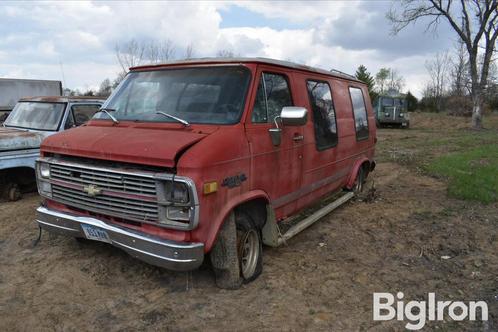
[269, 116, 282, 146]
[281, 106, 307, 126]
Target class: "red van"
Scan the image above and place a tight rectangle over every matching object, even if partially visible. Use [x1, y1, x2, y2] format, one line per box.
[35, 58, 376, 288]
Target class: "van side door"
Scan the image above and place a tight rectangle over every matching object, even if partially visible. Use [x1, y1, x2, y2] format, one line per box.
[298, 77, 347, 209]
[244, 68, 304, 220]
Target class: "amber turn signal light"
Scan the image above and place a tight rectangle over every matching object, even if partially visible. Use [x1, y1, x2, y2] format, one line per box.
[203, 181, 218, 195]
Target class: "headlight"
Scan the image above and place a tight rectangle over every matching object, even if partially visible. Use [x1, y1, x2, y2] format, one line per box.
[38, 181, 52, 197]
[166, 206, 192, 221]
[165, 181, 189, 204]
[39, 162, 50, 179]
[385, 112, 390, 116]
[399, 113, 404, 117]
[36, 161, 52, 197]
[156, 179, 197, 228]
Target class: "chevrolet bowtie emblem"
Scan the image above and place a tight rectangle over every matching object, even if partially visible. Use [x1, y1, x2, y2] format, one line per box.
[83, 184, 102, 197]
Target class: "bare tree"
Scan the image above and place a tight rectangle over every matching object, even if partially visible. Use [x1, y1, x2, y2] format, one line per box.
[449, 39, 471, 96]
[375, 68, 390, 94]
[388, 0, 498, 129]
[386, 68, 405, 92]
[97, 78, 113, 97]
[426, 51, 450, 112]
[183, 43, 195, 59]
[216, 49, 236, 57]
[146, 39, 176, 64]
[115, 39, 146, 73]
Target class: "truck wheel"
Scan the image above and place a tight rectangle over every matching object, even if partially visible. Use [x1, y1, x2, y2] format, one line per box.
[352, 166, 365, 195]
[236, 213, 263, 283]
[2, 182, 22, 201]
[210, 212, 263, 289]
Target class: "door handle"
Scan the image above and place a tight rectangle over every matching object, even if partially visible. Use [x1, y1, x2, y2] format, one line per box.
[293, 134, 304, 142]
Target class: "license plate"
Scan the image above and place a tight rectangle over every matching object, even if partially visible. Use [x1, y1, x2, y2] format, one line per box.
[81, 225, 111, 243]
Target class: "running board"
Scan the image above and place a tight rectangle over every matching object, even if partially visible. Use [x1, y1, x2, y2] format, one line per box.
[262, 191, 355, 247]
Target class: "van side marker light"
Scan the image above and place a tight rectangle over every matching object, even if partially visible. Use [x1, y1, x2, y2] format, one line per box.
[203, 181, 218, 195]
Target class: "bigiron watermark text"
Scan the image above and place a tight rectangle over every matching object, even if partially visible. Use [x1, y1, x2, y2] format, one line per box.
[373, 292, 488, 330]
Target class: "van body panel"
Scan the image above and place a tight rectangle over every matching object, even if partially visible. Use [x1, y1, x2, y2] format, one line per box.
[35, 58, 376, 269]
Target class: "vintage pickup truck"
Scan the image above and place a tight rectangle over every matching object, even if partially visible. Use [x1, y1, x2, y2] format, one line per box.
[1, 96, 103, 200]
[35, 58, 376, 288]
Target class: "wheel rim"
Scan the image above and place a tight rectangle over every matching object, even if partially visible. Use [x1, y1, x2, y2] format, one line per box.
[238, 229, 259, 279]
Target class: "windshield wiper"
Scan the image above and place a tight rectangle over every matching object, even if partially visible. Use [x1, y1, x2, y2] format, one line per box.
[96, 108, 119, 124]
[156, 111, 190, 127]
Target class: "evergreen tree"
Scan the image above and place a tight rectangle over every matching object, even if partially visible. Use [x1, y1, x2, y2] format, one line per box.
[355, 65, 377, 102]
[405, 91, 418, 112]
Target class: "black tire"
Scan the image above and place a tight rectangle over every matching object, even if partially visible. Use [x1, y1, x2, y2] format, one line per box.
[210, 212, 263, 289]
[2, 182, 22, 201]
[235, 212, 263, 283]
[352, 166, 366, 195]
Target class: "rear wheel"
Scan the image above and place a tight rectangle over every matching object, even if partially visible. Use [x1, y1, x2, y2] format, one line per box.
[352, 166, 366, 195]
[210, 212, 263, 289]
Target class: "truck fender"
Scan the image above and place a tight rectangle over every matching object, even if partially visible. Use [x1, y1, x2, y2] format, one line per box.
[345, 157, 371, 189]
[204, 189, 270, 252]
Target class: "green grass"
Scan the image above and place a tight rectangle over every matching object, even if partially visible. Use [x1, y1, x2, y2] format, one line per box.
[377, 113, 498, 203]
[426, 145, 498, 203]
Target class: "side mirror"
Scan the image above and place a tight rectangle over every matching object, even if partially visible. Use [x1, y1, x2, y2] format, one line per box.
[281, 106, 307, 126]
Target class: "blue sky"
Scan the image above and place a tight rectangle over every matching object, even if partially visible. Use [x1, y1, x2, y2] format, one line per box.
[0, 1, 457, 97]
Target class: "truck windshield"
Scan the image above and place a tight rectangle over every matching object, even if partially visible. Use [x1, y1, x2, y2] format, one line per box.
[4, 102, 65, 131]
[99, 66, 251, 125]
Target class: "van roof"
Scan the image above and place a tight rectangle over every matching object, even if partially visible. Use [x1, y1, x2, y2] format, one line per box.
[131, 57, 362, 83]
[19, 96, 106, 103]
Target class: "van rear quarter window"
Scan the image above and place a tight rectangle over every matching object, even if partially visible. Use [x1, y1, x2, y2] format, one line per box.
[307, 80, 338, 150]
[349, 87, 369, 140]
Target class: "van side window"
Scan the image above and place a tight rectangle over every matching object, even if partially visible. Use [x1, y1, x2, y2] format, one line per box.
[252, 73, 292, 123]
[307, 80, 338, 150]
[349, 87, 369, 140]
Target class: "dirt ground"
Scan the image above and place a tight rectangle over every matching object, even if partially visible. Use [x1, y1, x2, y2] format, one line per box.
[1, 114, 498, 331]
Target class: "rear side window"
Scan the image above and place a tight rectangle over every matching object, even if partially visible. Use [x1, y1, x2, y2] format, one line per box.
[252, 73, 293, 123]
[307, 80, 338, 150]
[349, 87, 369, 140]
[72, 104, 101, 126]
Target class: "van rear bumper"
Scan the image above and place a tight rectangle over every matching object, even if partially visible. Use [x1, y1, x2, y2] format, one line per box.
[36, 206, 204, 271]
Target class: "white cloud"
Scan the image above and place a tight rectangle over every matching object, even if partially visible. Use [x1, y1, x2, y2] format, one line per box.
[0, 1, 456, 98]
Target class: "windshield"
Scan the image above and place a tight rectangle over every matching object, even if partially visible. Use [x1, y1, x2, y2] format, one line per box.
[394, 98, 406, 107]
[381, 98, 394, 107]
[4, 102, 65, 131]
[99, 66, 251, 125]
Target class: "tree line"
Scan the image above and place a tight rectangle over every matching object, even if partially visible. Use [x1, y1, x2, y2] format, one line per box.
[64, 39, 237, 97]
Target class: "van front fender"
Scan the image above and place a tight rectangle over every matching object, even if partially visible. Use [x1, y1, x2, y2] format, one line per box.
[203, 190, 270, 252]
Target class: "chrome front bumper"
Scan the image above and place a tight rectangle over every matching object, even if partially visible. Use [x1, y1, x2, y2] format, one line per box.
[36, 206, 204, 271]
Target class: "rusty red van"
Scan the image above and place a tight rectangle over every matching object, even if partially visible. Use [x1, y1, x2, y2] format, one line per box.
[35, 58, 376, 288]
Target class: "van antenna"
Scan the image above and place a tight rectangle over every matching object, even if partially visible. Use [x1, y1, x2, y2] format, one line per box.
[59, 59, 67, 93]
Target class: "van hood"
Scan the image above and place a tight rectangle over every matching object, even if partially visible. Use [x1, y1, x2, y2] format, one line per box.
[0, 127, 51, 152]
[41, 125, 208, 168]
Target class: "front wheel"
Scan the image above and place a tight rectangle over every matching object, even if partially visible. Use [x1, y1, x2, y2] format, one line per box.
[210, 212, 263, 289]
[2, 182, 22, 201]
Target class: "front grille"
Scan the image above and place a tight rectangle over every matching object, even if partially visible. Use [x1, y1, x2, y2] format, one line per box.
[50, 163, 157, 195]
[49, 163, 159, 223]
